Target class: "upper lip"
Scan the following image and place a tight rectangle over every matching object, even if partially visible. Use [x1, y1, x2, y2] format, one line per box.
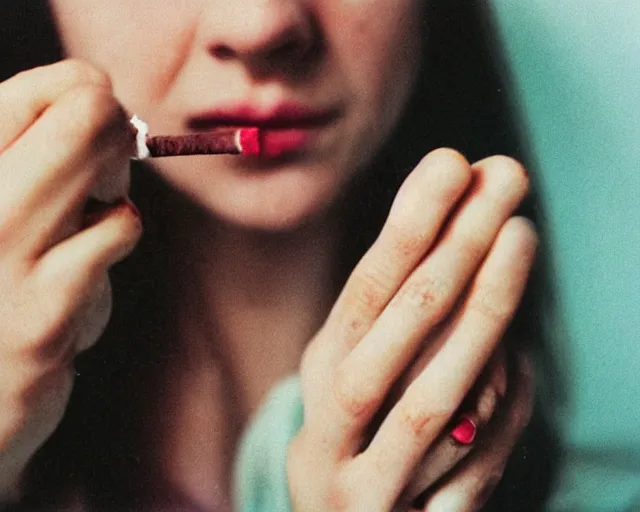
[188, 102, 340, 130]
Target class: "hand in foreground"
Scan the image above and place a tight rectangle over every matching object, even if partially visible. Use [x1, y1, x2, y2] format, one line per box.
[0, 60, 141, 499]
[288, 149, 537, 511]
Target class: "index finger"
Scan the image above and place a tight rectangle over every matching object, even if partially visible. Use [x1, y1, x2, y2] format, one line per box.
[0, 60, 111, 153]
[320, 149, 472, 356]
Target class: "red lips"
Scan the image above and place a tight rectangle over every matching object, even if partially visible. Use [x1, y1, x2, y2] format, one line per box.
[188, 102, 339, 158]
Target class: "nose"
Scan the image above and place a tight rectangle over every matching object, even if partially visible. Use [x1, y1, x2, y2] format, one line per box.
[202, 0, 319, 74]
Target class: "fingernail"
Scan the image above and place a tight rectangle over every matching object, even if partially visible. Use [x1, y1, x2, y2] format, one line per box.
[451, 416, 477, 445]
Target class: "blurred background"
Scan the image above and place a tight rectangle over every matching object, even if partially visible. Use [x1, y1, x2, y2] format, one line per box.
[0, 1, 637, 509]
[492, 2, 640, 510]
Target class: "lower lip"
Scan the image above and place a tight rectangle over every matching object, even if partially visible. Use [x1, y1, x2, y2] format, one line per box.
[258, 128, 312, 159]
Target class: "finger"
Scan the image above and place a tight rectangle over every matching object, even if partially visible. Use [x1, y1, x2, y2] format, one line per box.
[0, 84, 133, 259]
[321, 159, 528, 447]
[349, 217, 537, 508]
[0, 60, 111, 152]
[32, 199, 141, 326]
[71, 274, 112, 354]
[399, 437, 474, 510]
[422, 354, 535, 512]
[321, 149, 472, 357]
[400, 349, 507, 504]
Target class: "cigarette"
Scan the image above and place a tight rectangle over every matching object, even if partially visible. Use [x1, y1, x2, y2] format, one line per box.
[129, 115, 261, 159]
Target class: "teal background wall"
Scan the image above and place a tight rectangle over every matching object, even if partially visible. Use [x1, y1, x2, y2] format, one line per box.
[491, 2, 640, 510]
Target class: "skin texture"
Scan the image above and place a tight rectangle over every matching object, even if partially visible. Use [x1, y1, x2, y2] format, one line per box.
[0, 61, 140, 499]
[49, 0, 424, 230]
[288, 150, 536, 511]
[0, 1, 537, 510]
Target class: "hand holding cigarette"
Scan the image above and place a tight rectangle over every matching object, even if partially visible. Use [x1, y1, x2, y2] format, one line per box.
[0, 60, 141, 495]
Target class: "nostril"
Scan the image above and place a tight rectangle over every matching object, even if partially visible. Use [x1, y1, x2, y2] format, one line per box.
[211, 45, 235, 60]
[271, 37, 305, 60]
[210, 38, 303, 63]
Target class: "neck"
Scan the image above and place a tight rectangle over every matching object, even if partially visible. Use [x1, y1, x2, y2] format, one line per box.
[161, 191, 338, 417]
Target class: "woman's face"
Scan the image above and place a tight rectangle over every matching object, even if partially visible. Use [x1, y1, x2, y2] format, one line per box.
[49, 1, 423, 230]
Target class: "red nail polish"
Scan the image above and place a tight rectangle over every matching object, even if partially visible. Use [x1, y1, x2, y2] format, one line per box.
[451, 416, 477, 445]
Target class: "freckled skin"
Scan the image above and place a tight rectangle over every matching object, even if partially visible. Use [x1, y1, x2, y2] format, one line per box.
[48, 0, 424, 231]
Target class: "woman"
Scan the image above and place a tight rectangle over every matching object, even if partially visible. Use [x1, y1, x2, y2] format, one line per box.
[0, 0, 557, 510]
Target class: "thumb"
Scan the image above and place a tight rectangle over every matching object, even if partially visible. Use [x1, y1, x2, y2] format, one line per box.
[90, 159, 132, 203]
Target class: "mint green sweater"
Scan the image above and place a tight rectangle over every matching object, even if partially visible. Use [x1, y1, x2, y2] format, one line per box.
[234, 376, 302, 512]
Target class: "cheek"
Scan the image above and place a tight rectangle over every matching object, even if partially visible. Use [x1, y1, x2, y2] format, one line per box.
[49, 1, 199, 110]
[320, 1, 422, 169]
[324, 1, 422, 129]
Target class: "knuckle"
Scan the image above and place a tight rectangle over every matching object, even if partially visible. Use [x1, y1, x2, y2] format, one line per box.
[468, 285, 514, 326]
[13, 317, 69, 362]
[384, 223, 421, 258]
[401, 406, 436, 440]
[57, 59, 112, 90]
[397, 391, 456, 440]
[348, 267, 391, 314]
[395, 273, 452, 319]
[459, 229, 489, 264]
[333, 365, 379, 420]
[23, 311, 73, 359]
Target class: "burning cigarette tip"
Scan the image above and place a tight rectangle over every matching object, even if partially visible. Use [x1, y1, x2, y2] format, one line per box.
[238, 127, 261, 157]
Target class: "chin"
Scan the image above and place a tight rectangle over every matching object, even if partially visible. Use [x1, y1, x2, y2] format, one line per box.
[165, 159, 345, 233]
[219, 198, 332, 232]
